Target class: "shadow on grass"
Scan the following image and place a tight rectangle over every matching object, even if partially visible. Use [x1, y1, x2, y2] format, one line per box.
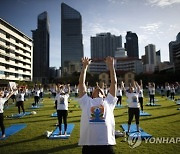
[21, 143, 79, 154]
[0, 135, 44, 147]
[145, 104, 177, 110]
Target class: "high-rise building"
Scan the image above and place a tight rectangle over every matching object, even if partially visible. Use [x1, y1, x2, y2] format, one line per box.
[145, 44, 156, 65]
[143, 44, 157, 73]
[156, 50, 161, 65]
[91, 32, 122, 59]
[32, 11, 50, 84]
[61, 3, 83, 76]
[169, 32, 180, 72]
[124, 31, 139, 58]
[0, 18, 33, 81]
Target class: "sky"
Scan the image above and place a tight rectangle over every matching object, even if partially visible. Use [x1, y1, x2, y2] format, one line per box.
[0, 0, 180, 68]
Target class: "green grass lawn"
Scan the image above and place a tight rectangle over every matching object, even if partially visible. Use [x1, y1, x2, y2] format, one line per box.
[0, 94, 180, 154]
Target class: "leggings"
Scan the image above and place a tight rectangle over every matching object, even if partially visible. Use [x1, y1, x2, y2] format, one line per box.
[150, 95, 155, 104]
[128, 108, 140, 125]
[117, 96, 122, 105]
[57, 110, 68, 132]
[167, 90, 170, 98]
[139, 97, 143, 111]
[0, 113, 5, 136]
[170, 92, 175, 100]
[17, 101, 25, 114]
[82, 145, 115, 154]
[34, 96, 39, 105]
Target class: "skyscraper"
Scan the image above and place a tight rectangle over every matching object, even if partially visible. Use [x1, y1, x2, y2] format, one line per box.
[61, 3, 83, 76]
[145, 44, 156, 65]
[91, 33, 122, 59]
[124, 31, 139, 58]
[169, 32, 180, 71]
[32, 11, 50, 83]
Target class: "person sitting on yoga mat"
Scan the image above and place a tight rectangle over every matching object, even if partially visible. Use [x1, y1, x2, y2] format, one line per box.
[55, 84, 70, 135]
[122, 81, 141, 133]
[0, 87, 17, 138]
[16, 87, 26, 114]
[78, 56, 118, 154]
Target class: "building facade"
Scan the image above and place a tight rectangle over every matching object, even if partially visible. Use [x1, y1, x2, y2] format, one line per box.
[0, 18, 33, 81]
[124, 31, 139, 58]
[32, 11, 50, 84]
[91, 32, 122, 59]
[61, 3, 83, 76]
[89, 57, 143, 74]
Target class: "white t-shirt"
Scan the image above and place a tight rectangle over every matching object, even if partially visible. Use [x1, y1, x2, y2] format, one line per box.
[34, 89, 40, 97]
[55, 93, 69, 110]
[116, 88, 122, 96]
[126, 92, 140, 108]
[149, 87, 155, 95]
[16, 93, 25, 102]
[165, 86, 170, 91]
[138, 89, 144, 98]
[170, 87, 175, 93]
[0, 98, 8, 113]
[78, 93, 118, 145]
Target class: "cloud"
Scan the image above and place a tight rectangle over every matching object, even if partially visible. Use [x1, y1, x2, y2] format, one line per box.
[146, 0, 180, 7]
[139, 22, 162, 34]
[107, 0, 127, 4]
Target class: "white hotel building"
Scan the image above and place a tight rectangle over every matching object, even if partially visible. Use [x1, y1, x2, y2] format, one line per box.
[0, 18, 33, 81]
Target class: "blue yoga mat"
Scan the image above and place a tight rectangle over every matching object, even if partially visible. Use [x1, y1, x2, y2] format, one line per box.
[0, 124, 27, 140]
[115, 104, 125, 108]
[121, 124, 152, 139]
[140, 111, 151, 116]
[10, 112, 31, 118]
[176, 101, 180, 105]
[146, 103, 161, 106]
[49, 124, 75, 139]
[51, 112, 57, 117]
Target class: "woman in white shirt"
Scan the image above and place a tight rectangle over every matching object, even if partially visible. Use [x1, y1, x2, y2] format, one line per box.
[116, 83, 123, 106]
[148, 82, 156, 105]
[55, 84, 70, 135]
[170, 84, 175, 100]
[0, 88, 16, 138]
[78, 56, 117, 154]
[16, 87, 26, 114]
[123, 81, 140, 133]
[33, 85, 40, 106]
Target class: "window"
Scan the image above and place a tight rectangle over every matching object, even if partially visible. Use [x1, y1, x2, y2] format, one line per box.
[6, 33, 10, 39]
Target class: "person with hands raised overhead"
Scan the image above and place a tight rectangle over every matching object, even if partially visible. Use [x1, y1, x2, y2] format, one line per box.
[78, 56, 118, 154]
[0, 87, 17, 138]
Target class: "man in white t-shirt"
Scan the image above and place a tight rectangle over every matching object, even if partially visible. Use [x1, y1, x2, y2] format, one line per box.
[55, 84, 70, 135]
[78, 57, 118, 154]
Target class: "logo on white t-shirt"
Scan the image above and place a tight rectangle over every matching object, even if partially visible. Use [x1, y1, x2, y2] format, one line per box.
[89, 105, 105, 123]
[132, 96, 138, 103]
[60, 97, 64, 104]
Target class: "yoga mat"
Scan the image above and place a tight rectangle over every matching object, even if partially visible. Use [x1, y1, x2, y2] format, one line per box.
[10, 112, 31, 118]
[140, 111, 151, 116]
[49, 124, 75, 139]
[51, 112, 57, 117]
[146, 103, 161, 106]
[115, 104, 125, 108]
[0, 124, 27, 140]
[121, 124, 152, 139]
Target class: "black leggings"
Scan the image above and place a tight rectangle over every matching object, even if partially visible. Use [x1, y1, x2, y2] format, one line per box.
[82, 145, 115, 154]
[167, 90, 170, 98]
[0, 113, 5, 136]
[34, 96, 39, 105]
[17, 101, 25, 114]
[139, 97, 143, 111]
[57, 110, 68, 132]
[128, 108, 140, 125]
[117, 96, 122, 105]
[150, 95, 155, 104]
[170, 92, 175, 100]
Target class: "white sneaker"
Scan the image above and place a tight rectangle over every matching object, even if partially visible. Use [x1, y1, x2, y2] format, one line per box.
[1, 134, 5, 138]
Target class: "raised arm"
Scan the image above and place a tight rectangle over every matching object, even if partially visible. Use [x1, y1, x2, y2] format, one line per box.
[105, 56, 117, 97]
[66, 84, 71, 94]
[78, 57, 91, 98]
